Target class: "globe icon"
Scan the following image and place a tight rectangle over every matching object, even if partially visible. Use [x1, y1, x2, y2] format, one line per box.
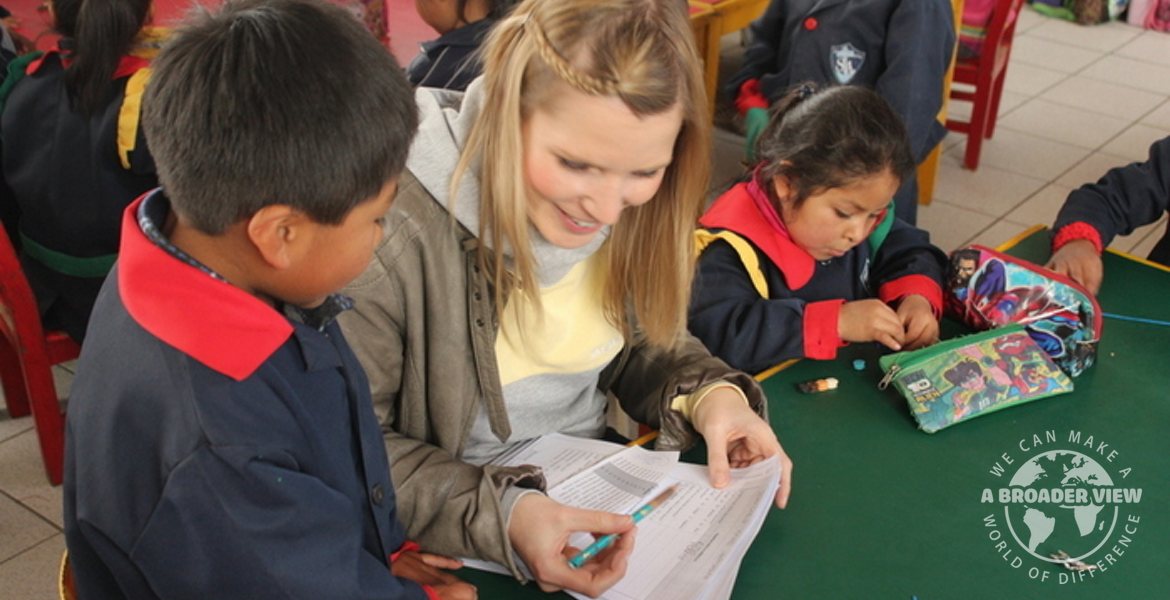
[1003, 450, 1117, 562]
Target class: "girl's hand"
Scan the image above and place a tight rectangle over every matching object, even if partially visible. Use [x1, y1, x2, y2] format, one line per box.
[838, 299, 904, 351]
[508, 494, 635, 597]
[692, 388, 793, 509]
[1047, 239, 1103, 295]
[391, 550, 477, 599]
[897, 295, 939, 350]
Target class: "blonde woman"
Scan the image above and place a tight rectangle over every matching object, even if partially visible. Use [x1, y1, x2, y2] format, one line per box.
[341, 0, 793, 595]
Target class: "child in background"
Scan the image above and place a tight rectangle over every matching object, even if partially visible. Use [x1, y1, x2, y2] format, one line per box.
[1047, 135, 1170, 295]
[0, 0, 162, 343]
[63, 1, 474, 598]
[690, 84, 947, 374]
[727, 0, 955, 225]
[406, 0, 518, 90]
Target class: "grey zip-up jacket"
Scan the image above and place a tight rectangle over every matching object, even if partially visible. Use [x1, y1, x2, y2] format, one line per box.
[339, 82, 767, 579]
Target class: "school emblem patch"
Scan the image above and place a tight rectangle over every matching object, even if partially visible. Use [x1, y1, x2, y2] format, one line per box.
[830, 43, 865, 84]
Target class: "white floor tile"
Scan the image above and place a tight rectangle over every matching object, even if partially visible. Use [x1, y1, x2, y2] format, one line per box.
[0, 493, 56, 564]
[1002, 61, 1069, 96]
[0, 429, 65, 528]
[947, 89, 1030, 124]
[0, 414, 33, 443]
[933, 158, 1047, 218]
[1025, 16, 1141, 53]
[0, 534, 64, 600]
[964, 219, 1034, 249]
[1004, 183, 1075, 227]
[1011, 36, 1104, 74]
[1038, 75, 1166, 118]
[1142, 99, 1170, 130]
[944, 127, 1091, 181]
[1015, 7, 1048, 34]
[997, 98, 1131, 149]
[1114, 29, 1170, 68]
[1081, 55, 1170, 95]
[917, 201, 997, 254]
[1055, 151, 1136, 188]
[1101, 123, 1169, 161]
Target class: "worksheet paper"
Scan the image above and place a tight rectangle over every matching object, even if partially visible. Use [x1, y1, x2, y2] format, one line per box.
[463, 434, 781, 600]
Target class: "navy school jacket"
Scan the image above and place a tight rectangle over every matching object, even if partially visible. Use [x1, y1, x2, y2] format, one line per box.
[0, 39, 159, 340]
[63, 191, 429, 600]
[406, 18, 495, 91]
[727, 0, 956, 223]
[1053, 136, 1170, 266]
[689, 180, 947, 374]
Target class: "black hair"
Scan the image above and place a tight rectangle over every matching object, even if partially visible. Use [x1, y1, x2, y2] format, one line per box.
[142, 0, 419, 234]
[455, 0, 519, 23]
[953, 248, 981, 263]
[753, 83, 915, 208]
[944, 360, 983, 387]
[52, 0, 152, 116]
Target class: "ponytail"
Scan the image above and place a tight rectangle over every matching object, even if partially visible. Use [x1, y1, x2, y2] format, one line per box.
[56, 0, 152, 115]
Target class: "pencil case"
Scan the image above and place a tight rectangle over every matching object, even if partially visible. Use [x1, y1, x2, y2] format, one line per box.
[944, 245, 1102, 377]
[879, 324, 1074, 433]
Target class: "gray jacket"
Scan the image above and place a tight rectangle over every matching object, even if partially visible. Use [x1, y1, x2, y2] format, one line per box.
[339, 85, 767, 578]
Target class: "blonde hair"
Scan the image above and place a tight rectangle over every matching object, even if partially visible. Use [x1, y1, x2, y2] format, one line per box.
[452, 0, 710, 348]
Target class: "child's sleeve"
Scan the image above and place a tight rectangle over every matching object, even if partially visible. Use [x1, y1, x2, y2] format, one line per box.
[1052, 136, 1170, 253]
[875, 0, 956, 163]
[689, 239, 844, 373]
[872, 219, 947, 315]
[725, 0, 786, 100]
[130, 446, 430, 600]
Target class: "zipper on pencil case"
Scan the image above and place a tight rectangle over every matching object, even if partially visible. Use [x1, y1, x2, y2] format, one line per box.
[965, 244, 1104, 340]
[876, 323, 1028, 390]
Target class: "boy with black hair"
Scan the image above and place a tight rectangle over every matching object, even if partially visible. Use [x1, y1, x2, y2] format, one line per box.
[62, 1, 475, 598]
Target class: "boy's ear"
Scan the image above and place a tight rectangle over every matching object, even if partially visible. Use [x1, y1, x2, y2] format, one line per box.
[246, 205, 308, 270]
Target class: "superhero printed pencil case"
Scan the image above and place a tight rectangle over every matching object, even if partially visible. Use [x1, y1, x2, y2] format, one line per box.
[879, 325, 1074, 433]
[944, 245, 1101, 377]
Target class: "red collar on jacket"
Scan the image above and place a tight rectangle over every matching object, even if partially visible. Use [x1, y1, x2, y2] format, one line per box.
[117, 193, 293, 381]
[699, 179, 818, 290]
[26, 42, 149, 78]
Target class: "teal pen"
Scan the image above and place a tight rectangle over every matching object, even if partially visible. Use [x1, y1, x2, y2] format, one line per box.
[568, 484, 678, 569]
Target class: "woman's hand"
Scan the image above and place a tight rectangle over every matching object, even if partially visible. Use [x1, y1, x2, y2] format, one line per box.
[691, 387, 793, 509]
[391, 550, 477, 599]
[896, 294, 939, 350]
[1047, 239, 1103, 295]
[508, 493, 635, 597]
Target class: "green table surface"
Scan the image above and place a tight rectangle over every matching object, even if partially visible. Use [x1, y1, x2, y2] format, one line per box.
[459, 229, 1170, 599]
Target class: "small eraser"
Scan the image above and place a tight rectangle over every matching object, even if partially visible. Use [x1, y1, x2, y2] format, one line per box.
[797, 377, 839, 393]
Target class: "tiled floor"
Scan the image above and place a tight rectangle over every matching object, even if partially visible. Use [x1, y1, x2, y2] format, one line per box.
[2, 9, 1168, 599]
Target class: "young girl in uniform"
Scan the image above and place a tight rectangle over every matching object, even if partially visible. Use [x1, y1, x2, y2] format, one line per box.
[0, 0, 161, 342]
[690, 84, 947, 374]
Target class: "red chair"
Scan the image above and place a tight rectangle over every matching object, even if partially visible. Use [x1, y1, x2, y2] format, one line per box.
[945, 0, 1028, 170]
[0, 226, 80, 485]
